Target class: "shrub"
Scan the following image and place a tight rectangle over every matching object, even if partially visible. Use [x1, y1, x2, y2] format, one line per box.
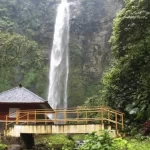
[79, 130, 131, 150]
[36, 134, 74, 150]
[0, 144, 8, 150]
[112, 138, 131, 150]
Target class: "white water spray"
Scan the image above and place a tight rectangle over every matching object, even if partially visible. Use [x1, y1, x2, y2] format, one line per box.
[48, 0, 70, 113]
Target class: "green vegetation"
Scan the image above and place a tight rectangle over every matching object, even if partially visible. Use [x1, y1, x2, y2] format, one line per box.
[0, 32, 47, 98]
[129, 138, 150, 150]
[85, 0, 150, 131]
[109, 0, 150, 128]
[79, 131, 130, 150]
[35, 134, 74, 150]
[35, 134, 88, 150]
[0, 0, 55, 98]
[34, 132, 150, 150]
[0, 143, 7, 150]
[79, 131, 150, 150]
[34, 131, 150, 150]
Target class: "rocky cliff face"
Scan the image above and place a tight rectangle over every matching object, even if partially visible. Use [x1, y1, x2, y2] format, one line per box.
[71, 0, 122, 78]
[67, 0, 123, 106]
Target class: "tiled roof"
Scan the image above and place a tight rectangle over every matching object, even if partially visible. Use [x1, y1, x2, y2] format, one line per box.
[0, 86, 47, 103]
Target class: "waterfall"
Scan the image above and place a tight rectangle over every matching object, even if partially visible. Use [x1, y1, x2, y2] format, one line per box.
[48, 0, 70, 114]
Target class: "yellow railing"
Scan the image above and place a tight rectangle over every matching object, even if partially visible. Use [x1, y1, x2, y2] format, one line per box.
[5, 107, 124, 131]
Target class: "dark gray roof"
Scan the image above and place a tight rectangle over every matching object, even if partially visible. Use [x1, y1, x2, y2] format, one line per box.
[0, 86, 47, 103]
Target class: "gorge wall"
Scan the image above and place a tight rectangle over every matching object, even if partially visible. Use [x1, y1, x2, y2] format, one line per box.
[68, 0, 123, 106]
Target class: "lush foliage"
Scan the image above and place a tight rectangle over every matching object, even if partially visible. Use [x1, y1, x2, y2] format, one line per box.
[35, 132, 150, 150]
[79, 131, 150, 150]
[0, 143, 7, 150]
[97, 0, 150, 129]
[0, 32, 40, 68]
[0, 0, 56, 98]
[35, 134, 74, 150]
[0, 31, 48, 97]
[79, 131, 131, 150]
[128, 136, 150, 150]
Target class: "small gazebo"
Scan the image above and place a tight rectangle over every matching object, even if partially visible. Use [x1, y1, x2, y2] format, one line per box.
[0, 85, 51, 123]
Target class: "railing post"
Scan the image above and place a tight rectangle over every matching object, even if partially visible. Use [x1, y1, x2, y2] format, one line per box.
[27, 112, 29, 125]
[122, 113, 124, 130]
[101, 108, 103, 125]
[5, 115, 8, 130]
[115, 113, 118, 130]
[108, 110, 110, 125]
[54, 110, 57, 124]
[77, 109, 79, 124]
[45, 112, 47, 125]
[85, 111, 88, 124]
[16, 110, 19, 124]
[101, 108, 104, 129]
[64, 109, 67, 124]
[35, 110, 36, 125]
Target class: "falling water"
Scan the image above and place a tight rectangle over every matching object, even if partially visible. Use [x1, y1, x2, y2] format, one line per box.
[48, 0, 70, 115]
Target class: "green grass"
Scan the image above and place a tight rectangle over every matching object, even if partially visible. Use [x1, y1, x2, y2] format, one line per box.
[0, 143, 8, 150]
[128, 139, 150, 150]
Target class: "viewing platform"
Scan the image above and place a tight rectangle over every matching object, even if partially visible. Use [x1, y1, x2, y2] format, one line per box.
[4, 107, 124, 137]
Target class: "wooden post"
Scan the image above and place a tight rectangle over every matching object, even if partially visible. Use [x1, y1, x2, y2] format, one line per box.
[5, 115, 8, 130]
[115, 113, 118, 130]
[85, 111, 88, 124]
[35, 110, 36, 124]
[101, 108, 103, 125]
[45, 112, 47, 125]
[54, 111, 57, 124]
[108, 110, 110, 125]
[122, 113, 124, 130]
[16, 110, 19, 124]
[27, 112, 29, 125]
[77, 109, 79, 124]
[64, 109, 67, 124]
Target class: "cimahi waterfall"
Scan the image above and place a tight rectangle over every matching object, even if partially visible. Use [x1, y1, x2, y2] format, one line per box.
[48, 0, 70, 118]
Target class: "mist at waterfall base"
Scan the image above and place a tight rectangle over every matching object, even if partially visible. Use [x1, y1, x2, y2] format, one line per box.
[48, 0, 70, 121]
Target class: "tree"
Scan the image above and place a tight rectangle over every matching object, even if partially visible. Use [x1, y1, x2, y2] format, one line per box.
[0, 32, 41, 68]
[0, 32, 48, 98]
[100, 0, 150, 127]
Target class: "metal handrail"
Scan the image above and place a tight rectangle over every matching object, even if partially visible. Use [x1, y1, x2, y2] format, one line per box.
[5, 107, 124, 131]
